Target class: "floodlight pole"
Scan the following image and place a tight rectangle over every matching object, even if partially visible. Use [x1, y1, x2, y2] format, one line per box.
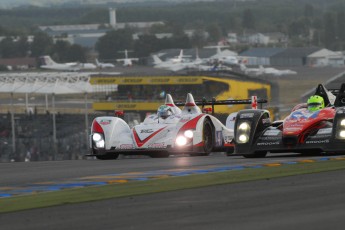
[25, 93, 28, 114]
[10, 92, 16, 156]
[45, 94, 49, 113]
[84, 92, 89, 152]
[52, 93, 57, 160]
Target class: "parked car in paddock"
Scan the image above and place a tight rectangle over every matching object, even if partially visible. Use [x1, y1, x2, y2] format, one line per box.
[233, 83, 345, 158]
[88, 93, 266, 160]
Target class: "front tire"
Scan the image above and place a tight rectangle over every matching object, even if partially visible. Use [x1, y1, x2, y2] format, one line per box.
[242, 151, 267, 158]
[226, 146, 235, 156]
[149, 152, 170, 158]
[96, 153, 119, 160]
[189, 153, 208, 157]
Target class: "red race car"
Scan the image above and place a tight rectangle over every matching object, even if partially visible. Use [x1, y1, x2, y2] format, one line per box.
[234, 83, 345, 158]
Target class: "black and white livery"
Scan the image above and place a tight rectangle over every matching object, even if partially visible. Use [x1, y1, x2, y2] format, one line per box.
[233, 83, 345, 158]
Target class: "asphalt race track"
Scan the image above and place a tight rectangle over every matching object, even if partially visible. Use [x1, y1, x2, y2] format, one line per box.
[1, 153, 345, 230]
[0, 152, 336, 186]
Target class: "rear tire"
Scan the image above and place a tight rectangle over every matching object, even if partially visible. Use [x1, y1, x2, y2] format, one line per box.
[203, 119, 214, 154]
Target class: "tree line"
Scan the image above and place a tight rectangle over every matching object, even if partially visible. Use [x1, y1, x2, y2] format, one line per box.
[0, 0, 345, 63]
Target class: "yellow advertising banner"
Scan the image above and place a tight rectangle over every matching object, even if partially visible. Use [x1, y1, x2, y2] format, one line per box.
[89, 76, 203, 85]
[92, 101, 247, 113]
[92, 102, 162, 111]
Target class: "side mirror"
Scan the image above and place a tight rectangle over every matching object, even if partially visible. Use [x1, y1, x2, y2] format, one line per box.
[115, 110, 124, 117]
[203, 107, 213, 114]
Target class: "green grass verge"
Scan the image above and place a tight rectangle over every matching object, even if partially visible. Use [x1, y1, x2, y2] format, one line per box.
[1, 159, 345, 213]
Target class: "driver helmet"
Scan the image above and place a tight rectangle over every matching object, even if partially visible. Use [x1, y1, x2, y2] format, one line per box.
[157, 105, 173, 119]
[307, 95, 325, 112]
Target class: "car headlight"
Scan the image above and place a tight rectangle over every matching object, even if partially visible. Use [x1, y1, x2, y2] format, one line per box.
[341, 119, 345, 126]
[336, 118, 345, 139]
[338, 130, 345, 139]
[95, 140, 105, 148]
[184, 130, 194, 138]
[239, 122, 250, 131]
[236, 121, 251, 144]
[176, 136, 187, 146]
[92, 133, 105, 148]
[238, 134, 249, 143]
[92, 133, 102, 142]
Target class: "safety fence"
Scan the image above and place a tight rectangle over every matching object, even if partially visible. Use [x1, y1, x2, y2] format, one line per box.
[0, 113, 93, 162]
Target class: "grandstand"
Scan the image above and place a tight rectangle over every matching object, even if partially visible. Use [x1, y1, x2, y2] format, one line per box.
[0, 70, 277, 162]
[90, 70, 278, 119]
[0, 72, 106, 162]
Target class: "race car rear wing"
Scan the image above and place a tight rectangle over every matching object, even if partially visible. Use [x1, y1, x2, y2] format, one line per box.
[314, 84, 336, 106]
[313, 83, 345, 107]
[333, 83, 345, 107]
[175, 97, 267, 115]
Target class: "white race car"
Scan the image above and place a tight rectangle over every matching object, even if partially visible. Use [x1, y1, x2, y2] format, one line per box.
[88, 93, 262, 160]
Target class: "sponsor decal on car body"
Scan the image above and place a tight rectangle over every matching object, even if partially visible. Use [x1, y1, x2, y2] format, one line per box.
[224, 135, 232, 144]
[316, 128, 332, 135]
[179, 118, 191, 123]
[216, 131, 223, 147]
[256, 141, 280, 146]
[179, 114, 205, 130]
[100, 119, 112, 125]
[148, 143, 166, 149]
[240, 113, 254, 119]
[133, 127, 166, 147]
[305, 140, 330, 144]
[120, 144, 134, 149]
[285, 127, 304, 132]
[259, 136, 281, 141]
[262, 118, 270, 124]
[263, 129, 280, 136]
[288, 110, 320, 120]
[140, 129, 154, 134]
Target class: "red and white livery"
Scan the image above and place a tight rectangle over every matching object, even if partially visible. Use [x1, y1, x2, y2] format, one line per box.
[88, 93, 265, 159]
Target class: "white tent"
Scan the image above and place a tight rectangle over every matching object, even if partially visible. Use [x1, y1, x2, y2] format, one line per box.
[307, 48, 344, 67]
[0, 71, 118, 155]
[0, 72, 97, 94]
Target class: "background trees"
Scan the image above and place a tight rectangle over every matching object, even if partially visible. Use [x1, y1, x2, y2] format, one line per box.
[95, 28, 135, 60]
[242, 9, 256, 31]
[51, 41, 87, 62]
[1, 0, 345, 60]
[0, 36, 29, 58]
[30, 32, 53, 58]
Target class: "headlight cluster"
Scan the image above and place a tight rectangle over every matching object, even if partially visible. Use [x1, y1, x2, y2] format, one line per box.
[175, 130, 194, 146]
[92, 133, 105, 148]
[337, 118, 345, 139]
[236, 121, 251, 144]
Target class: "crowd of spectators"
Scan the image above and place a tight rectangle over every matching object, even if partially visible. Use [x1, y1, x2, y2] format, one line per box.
[111, 82, 229, 103]
[0, 113, 93, 162]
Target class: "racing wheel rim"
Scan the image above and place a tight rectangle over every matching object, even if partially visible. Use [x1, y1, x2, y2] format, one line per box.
[203, 119, 213, 153]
